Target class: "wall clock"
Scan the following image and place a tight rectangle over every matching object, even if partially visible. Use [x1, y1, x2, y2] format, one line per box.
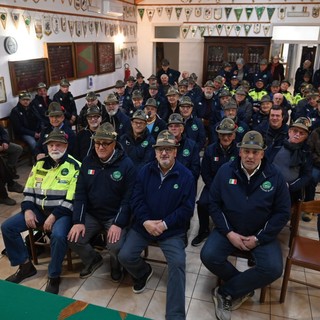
[4, 36, 18, 54]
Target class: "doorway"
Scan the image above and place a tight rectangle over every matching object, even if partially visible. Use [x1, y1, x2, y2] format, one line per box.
[155, 42, 180, 74]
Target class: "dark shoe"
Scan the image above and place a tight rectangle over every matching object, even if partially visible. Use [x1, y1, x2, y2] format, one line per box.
[191, 231, 210, 247]
[5, 261, 37, 283]
[79, 254, 103, 278]
[45, 277, 60, 294]
[0, 197, 16, 206]
[212, 287, 232, 320]
[7, 182, 24, 193]
[111, 267, 123, 283]
[132, 264, 153, 294]
[231, 291, 254, 310]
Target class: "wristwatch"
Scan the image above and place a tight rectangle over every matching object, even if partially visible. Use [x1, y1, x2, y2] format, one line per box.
[254, 236, 260, 246]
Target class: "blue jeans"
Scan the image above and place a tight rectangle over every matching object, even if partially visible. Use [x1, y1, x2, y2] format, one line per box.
[21, 135, 37, 154]
[1, 207, 72, 278]
[68, 213, 126, 269]
[118, 229, 186, 320]
[200, 229, 283, 299]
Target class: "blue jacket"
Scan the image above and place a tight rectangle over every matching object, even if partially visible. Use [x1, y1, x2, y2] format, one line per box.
[72, 144, 136, 228]
[119, 129, 155, 172]
[131, 160, 196, 240]
[198, 141, 238, 206]
[146, 116, 167, 141]
[184, 115, 206, 150]
[209, 157, 290, 244]
[103, 109, 131, 138]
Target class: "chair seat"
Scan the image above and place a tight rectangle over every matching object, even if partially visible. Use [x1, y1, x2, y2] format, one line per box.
[291, 236, 320, 269]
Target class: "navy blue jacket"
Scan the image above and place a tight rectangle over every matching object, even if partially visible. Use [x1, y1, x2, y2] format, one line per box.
[73, 127, 95, 162]
[198, 141, 238, 206]
[156, 67, 181, 85]
[184, 115, 206, 150]
[209, 157, 290, 244]
[176, 136, 200, 182]
[119, 129, 155, 172]
[30, 94, 52, 129]
[103, 109, 131, 138]
[131, 159, 196, 240]
[53, 90, 77, 122]
[73, 144, 136, 228]
[147, 116, 167, 141]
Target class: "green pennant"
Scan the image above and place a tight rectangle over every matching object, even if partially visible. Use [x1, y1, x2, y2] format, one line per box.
[216, 24, 223, 36]
[267, 7, 275, 21]
[198, 26, 206, 37]
[138, 8, 145, 21]
[225, 7, 232, 20]
[234, 8, 243, 22]
[244, 24, 251, 36]
[235, 24, 241, 36]
[255, 7, 265, 21]
[246, 8, 253, 20]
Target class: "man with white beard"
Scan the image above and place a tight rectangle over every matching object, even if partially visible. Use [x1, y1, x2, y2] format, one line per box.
[103, 93, 131, 138]
[1, 128, 81, 295]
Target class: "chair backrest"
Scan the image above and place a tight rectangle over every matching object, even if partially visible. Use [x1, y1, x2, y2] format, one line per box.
[291, 200, 320, 242]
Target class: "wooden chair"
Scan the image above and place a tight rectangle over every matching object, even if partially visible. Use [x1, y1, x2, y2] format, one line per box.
[143, 243, 167, 265]
[280, 200, 320, 303]
[28, 228, 73, 271]
[218, 249, 267, 303]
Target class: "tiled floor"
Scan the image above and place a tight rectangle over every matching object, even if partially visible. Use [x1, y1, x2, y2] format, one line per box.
[0, 163, 320, 319]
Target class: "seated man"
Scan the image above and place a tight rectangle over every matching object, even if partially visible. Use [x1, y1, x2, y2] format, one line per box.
[200, 131, 290, 320]
[118, 130, 196, 320]
[68, 123, 136, 282]
[1, 128, 81, 294]
[119, 110, 155, 172]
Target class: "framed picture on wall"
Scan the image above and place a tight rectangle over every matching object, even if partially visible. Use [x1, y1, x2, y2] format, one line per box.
[0, 77, 7, 103]
[115, 54, 122, 69]
[96, 42, 115, 74]
[74, 42, 96, 78]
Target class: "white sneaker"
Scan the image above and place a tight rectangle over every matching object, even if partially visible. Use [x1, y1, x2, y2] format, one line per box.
[212, 287, 232, 320]
[231, 291, 254, 310]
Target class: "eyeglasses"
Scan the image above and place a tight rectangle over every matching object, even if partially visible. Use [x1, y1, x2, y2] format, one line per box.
[87, 115, 100, 120]
[155, 147, 175, 154]
[94, 141, 114, 148]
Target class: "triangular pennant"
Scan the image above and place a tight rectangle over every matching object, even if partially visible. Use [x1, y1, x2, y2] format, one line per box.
[88, 21, 94, 34]
[234, 8, 243, 22]
[83, 21, 88, 37]
[191, 26, 197, 37]
[224, 24, 233, 36]
[267, 8, 275, 21]
[156, 7, 163, 17]
[69, 0, 72, 5]
[214, 8, 222, 20]
[234, 24, 241, 36]
[43, 15, 52, 36]
[207, 25, 215, 36]
[81, 0, 88, 11]
[0, 12, 7, 29]
[105, 23, 109, 36]
[185, 8, 192, 22]
[61, 17, 67, 32]
[198, 26, 206, 37]
[76, 21, 82, 37]
[244, 24, 251, 36]
[216, 24, 223, 36]
[100, 21, 104, 33]
[138, 8, 145, 21]
[246, 8, 253, 20]
[52, 16, 59, 34]
[95, 21, 99, 35]
[181, 26, 189, 39]
[175, 8, 182, 20]
[23, 12, 31, 33]
[278, 7, 286, 20]
[204, 8, 212, 20]
[68, 20, 75, 37]
[74, 0, 81, 10]
[253, 23, 261, 34]
[34, 18, 43, 39]
[255, 7, 265, 21]
[165, 7, 173, 20]
[11, 12, 20, 29]
[263, 25, 270, 36]
[194, 8, 202, 17]
[225, 8, 232, 20]
[146, 9, 155, 22]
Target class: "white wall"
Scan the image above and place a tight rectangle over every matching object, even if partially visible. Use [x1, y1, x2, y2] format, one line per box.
[0, 0, 137, 118]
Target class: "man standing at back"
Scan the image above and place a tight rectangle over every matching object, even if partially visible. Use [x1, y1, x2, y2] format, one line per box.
[201, 131, 290, 320]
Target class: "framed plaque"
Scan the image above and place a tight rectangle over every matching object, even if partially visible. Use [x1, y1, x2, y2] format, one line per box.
[74, 42, 96, 78]
[96, 42, 115, 74]
[8, 58, 49, 96]
[0, 77, 7, 103]
[46, 42, 76, 83]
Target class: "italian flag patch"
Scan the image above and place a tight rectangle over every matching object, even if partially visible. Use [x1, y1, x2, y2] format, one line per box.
[229, 179, 237, 185]
[214, 157, 219, 161]
[88, 169, 95, 175]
